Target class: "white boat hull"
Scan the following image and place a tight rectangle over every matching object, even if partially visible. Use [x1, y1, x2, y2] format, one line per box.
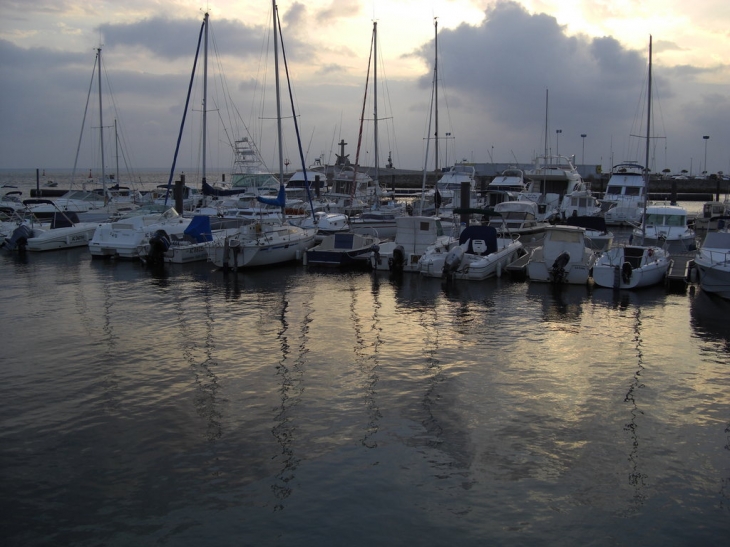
[592, 246, 670, 289]
[25, 224, 100, 251]
[207, 226, 316, 269]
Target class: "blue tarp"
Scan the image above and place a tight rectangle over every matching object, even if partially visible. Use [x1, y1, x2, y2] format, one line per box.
[183, 215, 213, 242]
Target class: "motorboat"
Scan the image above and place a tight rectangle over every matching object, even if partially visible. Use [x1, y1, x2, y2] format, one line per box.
[565, 215, 614, 251]
[206, 221, 317, 269]
[24, 211, 101, 252]
[559, 190, 601, 219]
[371, 215, 457, 273]
[632, 204, 696, 252]
[419, 224, 523, 280]
[420, 164, 479, 217]
[592, 244, 670, 289]
[486, 200, 549, 241]
[602, 163, 647, 225]
[306, 232, 380, 268]
[521, 155, 586, 222]
[89, 207, 192, 259]
[484, 168, 529, 207]
[694, 200, 730, 232]
[526, 225, 597, 284]
[693, 230, 730, 299]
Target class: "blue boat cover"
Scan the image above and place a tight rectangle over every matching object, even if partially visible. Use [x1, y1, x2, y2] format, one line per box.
[256, 185, 286, 207]
[183, 215, 213, 242]
[458, 225, 498, 255]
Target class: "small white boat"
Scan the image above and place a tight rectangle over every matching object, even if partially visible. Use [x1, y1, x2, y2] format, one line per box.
[694, 200, 730, 232]
[206, 222, 317, 269]
[419, 225, 523, 280]
[632, 204, 696, 253]
[89, 207, 191, 259]
[487, 200, 549, 243]
[306, 232, 380, 268]
[592, 245, 670, 289]
[25, 212, 101, 252]
[693, 230, 730, 299]
[526, 225, 596, 284]
[371, 215, 457, 273]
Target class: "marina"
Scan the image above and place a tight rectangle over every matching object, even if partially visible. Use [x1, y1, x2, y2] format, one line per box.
[2, 171, 729, 545]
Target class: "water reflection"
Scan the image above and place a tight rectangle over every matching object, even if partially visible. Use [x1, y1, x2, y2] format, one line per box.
[623, 305, 647, 511]
[526, 282, 590, 325]
[689, 290, 730, 351]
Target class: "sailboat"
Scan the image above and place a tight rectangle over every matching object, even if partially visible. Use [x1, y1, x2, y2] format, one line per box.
[205, 1, 316, 270]
[592, 36, 671, 289]
[342, 21, 407, 239]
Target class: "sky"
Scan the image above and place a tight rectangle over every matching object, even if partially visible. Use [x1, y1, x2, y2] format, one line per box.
[1, 0, 729, 177]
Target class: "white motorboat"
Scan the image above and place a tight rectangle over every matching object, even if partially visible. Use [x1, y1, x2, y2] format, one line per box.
[592, 245, 670, 289]
[24, 212, 101, 252]
[419, 224, 523, 280]
[559, 190, 601, 219]
[487, 200, 549, 242]
[602, 162, 647, 225]
[632, 204, 696, 252]
[305, 232, 380, 268]
[693, 230, 730, 299]
[484, 168, 529, 207]
[526, 225, 597, 284]
[371, 215, 457, 273]
[694, 200, 730, 232]
[521, 154, 586, 222]
[89, 207, 191, 259]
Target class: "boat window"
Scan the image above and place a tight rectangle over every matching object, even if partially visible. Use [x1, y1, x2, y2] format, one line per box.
[550, 230, 583, 243]
[606, 186, 622, 195]
[666, 214, 685, 227]
[625, 187, 642, 196]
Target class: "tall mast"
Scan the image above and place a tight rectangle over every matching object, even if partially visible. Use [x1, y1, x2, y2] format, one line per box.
[373, 21, 379, 187]
[273, 1, 284, 185]
[97, 47, 106, 198]
[642, 36, 652, 241]
[202, 12, 208, 185]
[434, 18, 439, 172]
[114, 118, 119, 185]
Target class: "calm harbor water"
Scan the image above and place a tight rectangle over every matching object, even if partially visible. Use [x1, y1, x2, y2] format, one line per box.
[1, 169, 729, 545]
[1, 244, 729, 546]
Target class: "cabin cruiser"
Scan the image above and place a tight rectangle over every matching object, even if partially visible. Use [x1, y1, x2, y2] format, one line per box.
[632, 204, 696, 253]
[602, 163, 647, 226]
[525, 225, 597, 284]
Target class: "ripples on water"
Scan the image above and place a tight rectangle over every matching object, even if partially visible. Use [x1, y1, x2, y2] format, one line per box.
[1, 244, 729, 545]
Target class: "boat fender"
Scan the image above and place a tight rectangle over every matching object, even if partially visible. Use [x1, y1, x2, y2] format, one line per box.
[371, 243, 381, 269]
[390, 245, 405, 272]
[621, 261, 633, 284]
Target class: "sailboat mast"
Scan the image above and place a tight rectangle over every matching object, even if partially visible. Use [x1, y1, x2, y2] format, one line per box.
[373, 21, 379, 186]
[202, 12, 208, 185]
[115, 119, 119, 185]
[97, 47, 106, 197]
[642, 35, 653, 240]
[273, 1, 285, 185]
[434, 18, 439, 172]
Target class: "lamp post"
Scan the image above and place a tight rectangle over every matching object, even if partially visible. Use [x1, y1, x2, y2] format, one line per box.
[555, 129, 562, 157]
[703, 135, 710, 176]
[581, 134, 587, 165]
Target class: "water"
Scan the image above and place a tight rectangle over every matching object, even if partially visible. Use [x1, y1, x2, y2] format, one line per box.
[1, 244, 729, 546]
[1, 170, 728, 545]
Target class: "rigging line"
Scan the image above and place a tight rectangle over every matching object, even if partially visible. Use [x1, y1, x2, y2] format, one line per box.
[164, 16, 206, 206]
[275, 6, 316, 217]
[71, 51, 99, 188]
[352, 25, 375, 197]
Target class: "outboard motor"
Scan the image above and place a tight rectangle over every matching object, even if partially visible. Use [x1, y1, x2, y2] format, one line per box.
[389, 244, 405, 273]
[621, 261, 633, 284]
[550, 251, 570, 283]
[3, 224, 33, 252]
[146, 229, 171, 267]
[443, 245, 465, 277]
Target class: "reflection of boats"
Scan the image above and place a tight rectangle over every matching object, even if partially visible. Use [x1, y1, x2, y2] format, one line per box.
[526, 225, 596, 284]
[602, 162, 646, 226]
[632, 204, 696, 252]
[419, 225, 523, 281]
[693, 230, 730, 299]
[305, 232, 379, 268]
[525, 281, 589, 323]
[592, 244, 670, 289]
[689, 289, 730, 344]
